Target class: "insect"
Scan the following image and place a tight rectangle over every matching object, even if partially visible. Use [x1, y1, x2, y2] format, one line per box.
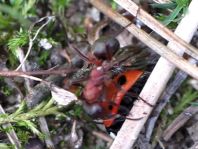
[68, 20, 153, 129]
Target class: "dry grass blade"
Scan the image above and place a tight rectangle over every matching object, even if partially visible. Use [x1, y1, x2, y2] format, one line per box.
[51, 84, 78, 106]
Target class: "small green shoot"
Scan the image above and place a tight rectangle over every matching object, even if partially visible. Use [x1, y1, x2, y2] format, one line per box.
[0, 99, 63, 145]
[1, 86, 13, 96]
[173, 87, 198, 116]
[50, 0, 71, 15]
[15, 128, 30, 145]
[72, 104, 84, 118]
[16, 120, 44, 140]
[0, 3, 31, 28]
[7, 30, 28, 67]
[0, 79, 13, 96]
[163, 0, 189, 26]
[73, 26, 86, 35]
[0, 99, 60, 126]
[38, 50, 50, 66]
[109, 0, 117, 10]
[0, 143, 15, 149]
[151, 0, 190, 26]
[8, 31, 29, 57]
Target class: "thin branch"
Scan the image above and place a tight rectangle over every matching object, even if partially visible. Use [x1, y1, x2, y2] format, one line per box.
[16, 48, 32, 93]
[38, 117, 55, 149]
[0, 68, 75, 77]
[162, 105, 198, 141]
[89, 0, 198, 80]
[92, 131, 113, 143]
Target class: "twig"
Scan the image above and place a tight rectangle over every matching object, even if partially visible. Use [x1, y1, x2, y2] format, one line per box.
[16, 48, 32, 94]
[114, 0, 198, 60]
[0, 68, 75, 77]
[162, 105, 198, 141]
[15, 16, 55, 71]
[92, 131, 113, 143]
[38, 117, 55, 149]
[109, 0, 198, 148]
[69, 120, 83, 148]
[157, 137, 166, 149]
[89, 0, 198, 80]
[17, 56, 71, 109]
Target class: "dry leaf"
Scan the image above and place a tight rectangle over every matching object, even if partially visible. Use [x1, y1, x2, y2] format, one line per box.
[51, 85, 78, 106]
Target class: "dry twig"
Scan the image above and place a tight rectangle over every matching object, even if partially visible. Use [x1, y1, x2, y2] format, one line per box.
[0, 68, 75, 77]
[92, 131, 113, 143]
[38, 117, 55, 149]
[162, 106, 198, 141]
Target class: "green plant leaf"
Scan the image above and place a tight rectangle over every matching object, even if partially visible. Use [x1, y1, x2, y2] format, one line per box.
[0, 143, 14, 149]
[0, 4, 30, 27]
[150, 2, 176, 9]
[173, 88, 198, 115]
[42, 99, 54, 111]
[22, 0, 37, 16]
[176, 0, 189, 7]
[190, 102, 198, 106]
[17, 120, 44, 139]
[162, 5, 182, 26]
[12, 101, 27, 117]
[8, 31, 29, 57]
[38, 50, 50, 66]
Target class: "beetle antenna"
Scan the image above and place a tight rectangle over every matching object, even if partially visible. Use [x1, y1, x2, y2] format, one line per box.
[68, 43, 91, 63]
[113, 21, 133, 38]
[125, 92, 154, 107]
